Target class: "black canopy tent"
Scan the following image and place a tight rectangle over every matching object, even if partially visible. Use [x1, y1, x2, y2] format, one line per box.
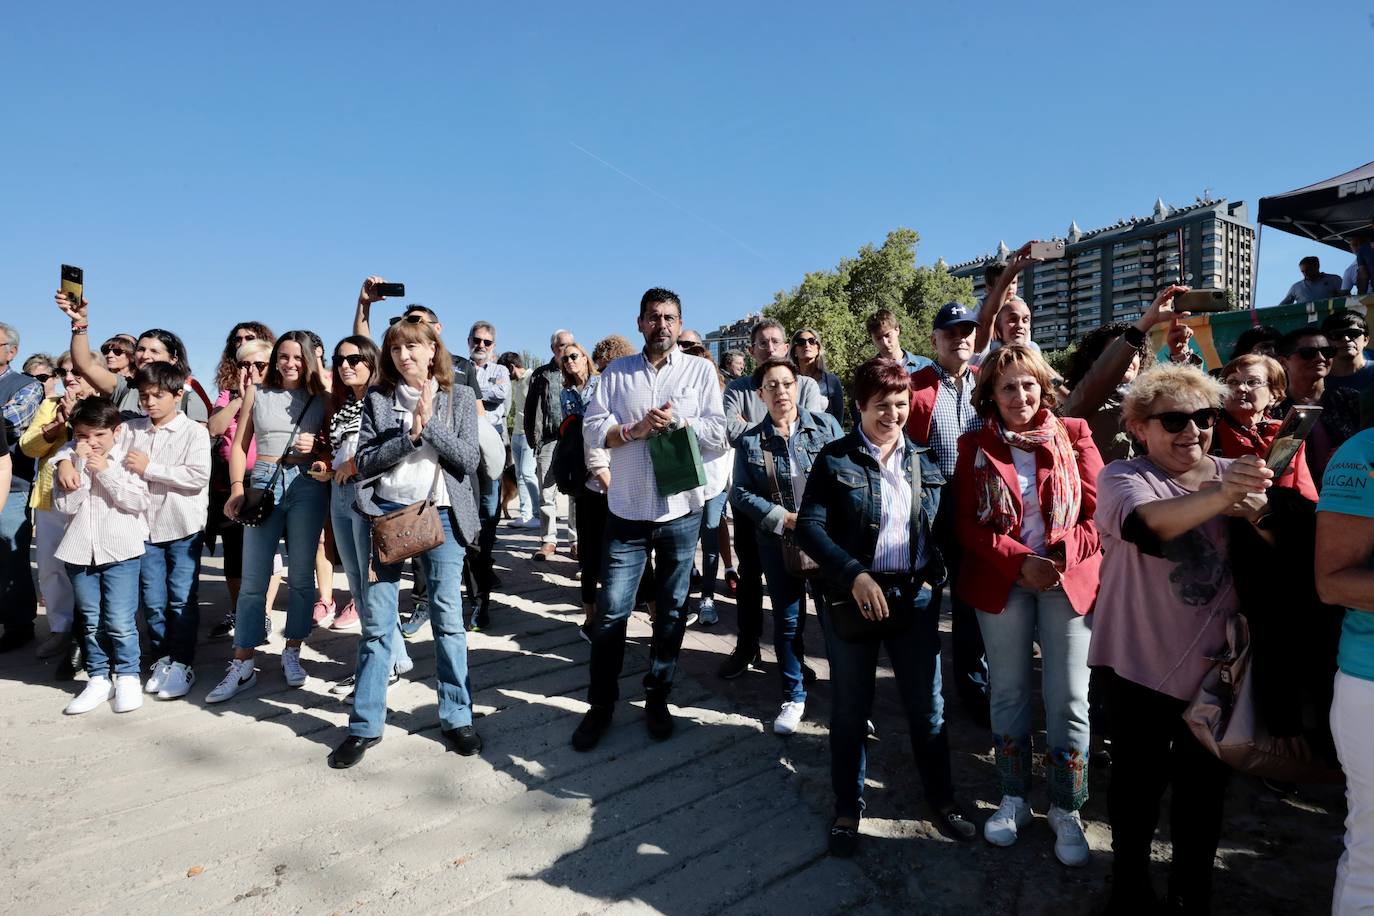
[1257, 160, 1374, 248]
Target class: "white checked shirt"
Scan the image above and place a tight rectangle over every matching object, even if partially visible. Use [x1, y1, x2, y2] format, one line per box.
[926, 363, 981, 477]
[474, 360, 511, 435]
[52, 433, 150, 566]
[857, 426, 914, 573]
[584, 347, 728, 522]
[55, 415, 211, 544]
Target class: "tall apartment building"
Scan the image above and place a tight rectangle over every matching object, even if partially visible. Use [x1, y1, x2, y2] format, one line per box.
[704, 313, 759, 360]
[945, 197, 1255, 350]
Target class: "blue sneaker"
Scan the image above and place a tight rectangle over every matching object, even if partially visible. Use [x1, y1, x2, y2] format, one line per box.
[401, 606, 431, 639]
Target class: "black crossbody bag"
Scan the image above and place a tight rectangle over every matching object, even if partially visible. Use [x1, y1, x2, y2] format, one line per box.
[236, 394, 316, 528]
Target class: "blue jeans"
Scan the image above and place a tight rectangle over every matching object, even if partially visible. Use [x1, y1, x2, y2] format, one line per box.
[758, 539, 808, 703]
[510, 433, 538, 520]
[977, 585, 1092, 810]
[587, 510, 701, 707]
[67, 557, 142, 677]
[820, 581, 952, 819]
[0, 478, 36, 631]
[140, 533, 203, 665]
[698, 490, 727, 601]
[331, 481, 409, 674]
[351, 503, 471, 737]
[234, 462, 328, 650]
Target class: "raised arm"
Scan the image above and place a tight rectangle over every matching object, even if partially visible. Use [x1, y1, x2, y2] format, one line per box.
[975, 242, 1036, 353]
[1062, 285, 1187, 419]
[55, 292, 118, 396]
[352, 276, 392, 339]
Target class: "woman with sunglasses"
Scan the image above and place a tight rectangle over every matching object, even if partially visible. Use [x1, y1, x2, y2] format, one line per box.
[55, 292, 209, 421]
[557, 342, 606, 629]
[22, 355, 59, 399]
[952, 346, 1102, 864]
[323, 336, 413, 700]
[790, 328, 845, 427]
[209, 331, 330, 703]
[1090, 362, 1274, 912]
[328, 318, 482, 768]
[1275, 326, 1359, 485]
[98, 336, 135, 380]
[19, 354, 93, 664]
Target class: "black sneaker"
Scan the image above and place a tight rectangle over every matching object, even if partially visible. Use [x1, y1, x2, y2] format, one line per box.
[571, 705, 614, 751]
[828, 820, 860, 858]
[934, 801, 977, 842]
[209, 613, 234, 640]
[55, 639, 82, 682]
[645, 696, 674, 740]
[472, 598, 490, 632]
[328, 735, 381, 769]
[0, 625, 35, 652]
[717, 648, 761, 680]
[801, 662, 818, 685]
[443, 725, 483, 756]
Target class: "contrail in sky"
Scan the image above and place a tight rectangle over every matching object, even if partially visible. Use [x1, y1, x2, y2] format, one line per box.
[569, 141, 770, 263]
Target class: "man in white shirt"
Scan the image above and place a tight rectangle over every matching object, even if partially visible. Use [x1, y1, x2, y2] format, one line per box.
[1280, 256, 1345, 305]
[468, 321, 510, 629]
[572, 288, 727, 750]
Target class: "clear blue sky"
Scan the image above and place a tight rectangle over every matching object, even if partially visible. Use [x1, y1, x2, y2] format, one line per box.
[3, 1, 1368, 386]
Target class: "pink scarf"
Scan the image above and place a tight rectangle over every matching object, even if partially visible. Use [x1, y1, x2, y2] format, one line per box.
[973, 409, 1082, 546]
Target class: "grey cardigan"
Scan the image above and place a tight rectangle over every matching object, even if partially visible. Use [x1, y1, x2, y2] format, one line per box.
[355, 384, 481, 546]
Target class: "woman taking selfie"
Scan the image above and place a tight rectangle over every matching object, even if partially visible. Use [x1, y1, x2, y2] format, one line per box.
[1090, 362, 1273, 913]
[731, 358, 842, 734]
[209, 331, 329, 702]
[953, 345, 1102, 865]
[1213, 353, 1318, 500]
[328, 318, 482, 769]
[796, 357, 975, 858]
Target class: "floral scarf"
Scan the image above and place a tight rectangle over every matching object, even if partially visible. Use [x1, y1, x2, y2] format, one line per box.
[973, 408, 1082, 546]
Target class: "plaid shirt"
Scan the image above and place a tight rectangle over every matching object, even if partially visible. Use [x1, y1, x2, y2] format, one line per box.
[925, 362, 981, 477]
[0, 367, 43, 431]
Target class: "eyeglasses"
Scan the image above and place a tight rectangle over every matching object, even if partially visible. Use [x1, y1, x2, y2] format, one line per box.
[337, 354, 368, 368]
[100, 345, 127, 356]
[761, 379, 796, 392]
[237, 360, 269, 372]
[29, 373, 52, 384]
[792, 336, 818, 347]
[470, 336, 493, 348]
[1328, 329, 1366, 342]
[1293, 345, 1337, 361]
[1147, 408, 1220, 433]
[1225, 377, 1267, 391]
[560, 353, 583, 363]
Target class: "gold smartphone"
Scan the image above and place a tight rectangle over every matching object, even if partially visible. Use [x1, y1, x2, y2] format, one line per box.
[61, 264, 84, 305]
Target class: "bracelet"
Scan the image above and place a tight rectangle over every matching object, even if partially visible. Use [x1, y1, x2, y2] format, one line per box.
[1123, 325, 1146, 348]
[71, 325, 88, 334]
[621, 423, 637, 443]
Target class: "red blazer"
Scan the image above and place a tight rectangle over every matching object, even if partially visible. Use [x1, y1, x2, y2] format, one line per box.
[906, 364, 978, 445]
[952, 415, 1103, 615]
[1212, 414, 1319, 502]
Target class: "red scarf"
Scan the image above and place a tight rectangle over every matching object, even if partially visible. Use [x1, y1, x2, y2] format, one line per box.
[974, 409, 1083, 546]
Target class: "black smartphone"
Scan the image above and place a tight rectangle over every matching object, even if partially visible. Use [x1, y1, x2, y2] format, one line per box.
[1173, 289, 1233, 312]
[1265, 405, 1323, 478]
[61, 264, 84, 304]
[373, 282, 405, 298]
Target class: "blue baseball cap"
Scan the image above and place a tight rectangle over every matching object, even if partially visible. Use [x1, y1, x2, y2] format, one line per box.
[932, 301, 978, 331]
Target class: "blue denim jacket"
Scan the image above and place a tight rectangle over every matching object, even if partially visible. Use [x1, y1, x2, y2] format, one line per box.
[795, 430, 946, 590]
[730, 408, 844, 538]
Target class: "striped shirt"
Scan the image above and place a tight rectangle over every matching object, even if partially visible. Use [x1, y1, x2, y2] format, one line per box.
[857, 427, 913, 573]
[584, 347, 728, 522]
[926, 362, 981, 477]
[52, 432, 150, 565]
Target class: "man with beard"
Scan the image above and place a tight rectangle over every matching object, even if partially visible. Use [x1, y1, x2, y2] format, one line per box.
[571, 288, 727, 750]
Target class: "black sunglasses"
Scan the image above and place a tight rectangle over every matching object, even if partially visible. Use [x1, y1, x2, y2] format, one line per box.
[1147, 408, 1220, 433]
[560, 352, 583, 363]
[792, 335, 819, 346]
[1293, 345, 1337, 361]
[1328, 328, 1366, 342]
[470, 336, 494, 347]
[237, 360, 269, 372]
[337, 354, 369, 368]
[389, 314, 429, 326]
[233, 333, 257, 344]
[100, 344, 127, 356]
[29, 373, 52, 384]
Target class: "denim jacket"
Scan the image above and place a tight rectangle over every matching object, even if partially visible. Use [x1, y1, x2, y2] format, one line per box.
[795, 430, 946, 590]
[731, 408, 843, 538]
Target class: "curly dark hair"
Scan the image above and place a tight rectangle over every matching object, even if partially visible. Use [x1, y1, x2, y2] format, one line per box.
[214, 322, 276, 393]
[1063, 323, 1153, 391]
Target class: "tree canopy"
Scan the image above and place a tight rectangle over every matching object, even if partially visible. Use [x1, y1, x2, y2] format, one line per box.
[764, 228, 974, 383]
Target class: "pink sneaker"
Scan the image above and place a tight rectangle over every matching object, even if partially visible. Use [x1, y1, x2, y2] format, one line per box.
[312, 599, 335, 625]
[330, 601, 360, 630]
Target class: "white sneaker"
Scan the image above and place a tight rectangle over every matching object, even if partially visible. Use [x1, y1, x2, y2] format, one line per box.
[206, 658, 257, 703]
[64, 676, 113, 715]
[518, 517, 541, 529]
[112, 674, 143, 713]
[773, 701, 805, 735]
[156, 662, 195, 700]
[281, 646, 307, 687]
[1048, 805, 1090, 867]
[144, 656, 173, 694]
[983, 795, 1033, 847]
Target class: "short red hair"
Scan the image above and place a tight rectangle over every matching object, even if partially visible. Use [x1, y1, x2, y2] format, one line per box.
[852, 357, 911, 409]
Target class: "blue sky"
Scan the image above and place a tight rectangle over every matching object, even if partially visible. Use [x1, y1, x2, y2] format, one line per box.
[3, 1, 1368, 386]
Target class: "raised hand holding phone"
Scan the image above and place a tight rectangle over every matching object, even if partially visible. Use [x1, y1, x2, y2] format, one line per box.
[55, 289, 88, 324]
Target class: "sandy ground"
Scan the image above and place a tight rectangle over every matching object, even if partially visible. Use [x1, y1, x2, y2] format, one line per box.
[0, 519, 1347, 914]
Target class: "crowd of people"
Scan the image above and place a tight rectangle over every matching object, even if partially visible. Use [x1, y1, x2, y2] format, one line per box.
[0, 248, 1371, 914]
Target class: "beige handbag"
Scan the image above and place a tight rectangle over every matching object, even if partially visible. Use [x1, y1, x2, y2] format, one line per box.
[1183, 614, 1341, 784]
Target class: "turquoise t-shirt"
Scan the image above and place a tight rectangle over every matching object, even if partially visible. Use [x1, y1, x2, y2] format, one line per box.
[1317, 429, 1374, 682]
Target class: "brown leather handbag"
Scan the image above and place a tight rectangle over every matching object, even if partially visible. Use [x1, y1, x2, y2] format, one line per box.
[369, 393, 451, 567]
[762, 448, 819, 578]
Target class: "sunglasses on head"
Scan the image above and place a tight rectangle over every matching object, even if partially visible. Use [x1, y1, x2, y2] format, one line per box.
[100, 344, 127, 356]
[389, 313, 430, 326]
[237, 360, 269, 372]
[792, 335, 818, 347]
[1147, 408, 1220, 433]
[1293, 345, 1337, 361]
[337, 354, 368, 368]
[1328, 328, 1366, 342]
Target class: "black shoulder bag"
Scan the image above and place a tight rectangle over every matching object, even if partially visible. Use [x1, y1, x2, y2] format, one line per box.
[236, 394, 316, 528]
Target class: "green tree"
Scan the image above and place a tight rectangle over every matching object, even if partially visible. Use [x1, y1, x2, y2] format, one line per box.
[765, 228, 974, 383]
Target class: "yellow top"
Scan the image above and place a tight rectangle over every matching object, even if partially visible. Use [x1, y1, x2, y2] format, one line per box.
[19, 398, 69, 511]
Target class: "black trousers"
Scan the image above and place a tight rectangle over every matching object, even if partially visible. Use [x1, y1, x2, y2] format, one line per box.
[1106, 670, 1231, 909]
[930, 496, 987, 701]
[574, 489, 608, 607]
[732, 515, 764, 654]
